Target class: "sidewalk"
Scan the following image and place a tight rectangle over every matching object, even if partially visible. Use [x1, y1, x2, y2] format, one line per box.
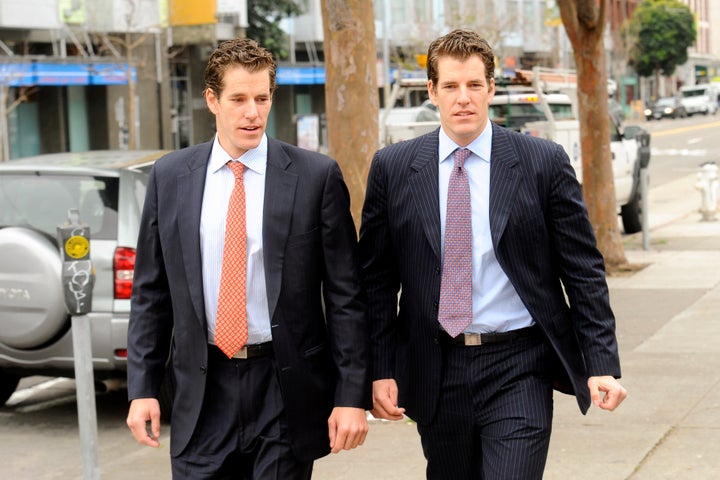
[312, 172, 720, 479]
[15, 171, 713, 480]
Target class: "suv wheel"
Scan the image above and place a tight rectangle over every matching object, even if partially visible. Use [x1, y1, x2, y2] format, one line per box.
[0, 228, 70, 349]
[621, 192, 642, 234]
[0, 370, 21, 406]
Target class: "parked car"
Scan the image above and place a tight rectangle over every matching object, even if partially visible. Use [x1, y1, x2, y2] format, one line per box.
[0, 150, 173, 410]
[644, 96, 688, 120]
[679, 84, 718, 116]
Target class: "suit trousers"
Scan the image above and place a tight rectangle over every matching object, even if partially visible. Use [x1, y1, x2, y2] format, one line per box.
[417, 329, 554, 480]
[171, 346, 313, 480]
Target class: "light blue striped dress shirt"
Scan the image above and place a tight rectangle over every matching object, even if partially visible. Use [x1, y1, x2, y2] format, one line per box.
[201, 135, 272, 345]
[438, 121, 534, 333]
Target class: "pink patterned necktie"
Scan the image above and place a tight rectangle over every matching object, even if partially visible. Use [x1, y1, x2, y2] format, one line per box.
[215, 161, 249, 358]
[438, 148, 473, 337]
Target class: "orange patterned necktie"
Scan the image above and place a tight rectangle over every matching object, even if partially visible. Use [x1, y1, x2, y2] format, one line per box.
[215, 161, 248, 358]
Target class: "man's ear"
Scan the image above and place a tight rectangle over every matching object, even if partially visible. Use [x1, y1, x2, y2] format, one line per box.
[205, 88, 219, 115]
[427, 80, 438, 106]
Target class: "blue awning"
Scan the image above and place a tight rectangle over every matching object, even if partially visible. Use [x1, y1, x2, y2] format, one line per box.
[275, 66, 424, 86]
[0, 61, 136, 86]
[277, 66, 325, 85]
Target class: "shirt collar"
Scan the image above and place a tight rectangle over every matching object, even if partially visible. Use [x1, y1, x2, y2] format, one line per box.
[209, 134, 268, 175]
[438, 119, 493, 165]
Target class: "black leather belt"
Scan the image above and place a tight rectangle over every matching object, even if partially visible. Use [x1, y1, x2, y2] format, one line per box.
[440, 325, 539, 346]
[210, 342, 274, 359]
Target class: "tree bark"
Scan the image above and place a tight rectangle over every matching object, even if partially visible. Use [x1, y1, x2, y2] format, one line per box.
[320, 0, 379, 230]
[557, 0, 628, 268]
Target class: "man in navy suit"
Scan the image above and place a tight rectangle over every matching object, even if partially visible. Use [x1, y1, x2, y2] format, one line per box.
[126, 38, 370, 479]
[360, 29, 627, 479]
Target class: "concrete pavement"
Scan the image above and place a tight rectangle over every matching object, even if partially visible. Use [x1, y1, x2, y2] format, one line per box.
[6, 168, 718, 480]
[312, 170, 720, 479]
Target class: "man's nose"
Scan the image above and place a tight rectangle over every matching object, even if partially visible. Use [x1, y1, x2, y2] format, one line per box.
[245, 101, 259, 118]
[457, 86, 470, 104]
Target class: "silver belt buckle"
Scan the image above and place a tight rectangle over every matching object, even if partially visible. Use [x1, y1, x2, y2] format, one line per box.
[232, 346, 249, 359]
[464, 333, 482, 346]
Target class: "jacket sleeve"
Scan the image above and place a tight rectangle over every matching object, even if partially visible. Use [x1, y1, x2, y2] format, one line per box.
[319, 161, 372, 409]
[126, 164, 173, 400]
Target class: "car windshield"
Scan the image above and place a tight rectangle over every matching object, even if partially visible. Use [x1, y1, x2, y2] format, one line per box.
[0, 174, 119, 240]
[681, 88, 707, 98]
[489, 102, 574, 130]
[655, 98, 674, 107]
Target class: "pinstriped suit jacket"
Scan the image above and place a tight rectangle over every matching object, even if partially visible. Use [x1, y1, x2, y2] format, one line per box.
[359, 123, 621, 424]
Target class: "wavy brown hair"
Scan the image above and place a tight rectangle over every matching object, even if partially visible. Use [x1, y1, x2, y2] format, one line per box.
[426, 29, 494, 90]
[204, 38, 277, 97]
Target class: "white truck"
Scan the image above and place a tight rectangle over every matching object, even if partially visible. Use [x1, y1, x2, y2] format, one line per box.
[379, 77, 440, 147]
[679, 84, 718, 116]
[518, 67, 650, 234]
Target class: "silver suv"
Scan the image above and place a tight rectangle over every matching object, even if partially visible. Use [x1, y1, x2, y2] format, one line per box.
[0, 150, 165, 407]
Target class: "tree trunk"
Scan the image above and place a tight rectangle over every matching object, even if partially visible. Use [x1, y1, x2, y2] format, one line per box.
[320, 0, 378, 230]
[557, 0, 628, 269]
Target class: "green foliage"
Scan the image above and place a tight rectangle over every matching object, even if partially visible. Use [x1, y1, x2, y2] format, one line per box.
[246, 0, 304, 60]
[623, 0, 696, 77]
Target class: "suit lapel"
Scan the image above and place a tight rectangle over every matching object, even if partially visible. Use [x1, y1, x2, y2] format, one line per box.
[262, 139, 298, 320]
[177, 142, 212, 326]
[408, 133, 442, 261]
[488, 124, 520, 248]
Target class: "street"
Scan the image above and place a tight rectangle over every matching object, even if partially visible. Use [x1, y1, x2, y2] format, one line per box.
[1, 112, 720, 479]
[636, 112, 720, 187]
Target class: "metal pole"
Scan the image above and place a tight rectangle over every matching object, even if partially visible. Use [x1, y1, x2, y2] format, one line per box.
[71, 314, 101, 480]
[59, 210, 99, 479]
[641, 167, 650, 250]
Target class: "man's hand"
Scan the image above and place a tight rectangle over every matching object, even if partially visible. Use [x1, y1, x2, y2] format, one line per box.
[588, 376, 627, 411]
[126, 398, 162, 448]
[328, 407, 368, 454]
[371, 379, 405, 421]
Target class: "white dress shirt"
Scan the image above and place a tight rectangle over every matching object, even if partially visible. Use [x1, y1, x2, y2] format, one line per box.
[438, 120, 534, 333]
[201, 134, 272, 345]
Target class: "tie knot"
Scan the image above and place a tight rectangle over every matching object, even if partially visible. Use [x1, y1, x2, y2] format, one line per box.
[453, 148, 470, 168]
[227, 161, 245, 179]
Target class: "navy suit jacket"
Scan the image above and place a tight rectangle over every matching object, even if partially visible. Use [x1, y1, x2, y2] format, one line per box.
[127, 139, 371, 460]
[359, 124, 621, 424]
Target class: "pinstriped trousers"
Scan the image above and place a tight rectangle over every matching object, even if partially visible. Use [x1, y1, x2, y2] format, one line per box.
[417, 332, 554, 480]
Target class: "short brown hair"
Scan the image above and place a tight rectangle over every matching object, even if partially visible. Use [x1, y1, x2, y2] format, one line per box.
[204, 38, 277, 98]
[426, 29, 495, 89]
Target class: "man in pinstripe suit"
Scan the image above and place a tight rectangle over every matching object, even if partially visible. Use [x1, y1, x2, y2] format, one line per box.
[359, 29, 627, 479]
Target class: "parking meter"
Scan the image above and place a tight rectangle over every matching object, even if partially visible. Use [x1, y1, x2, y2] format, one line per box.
[57, 207, 100, 480]
[57, 208, 95, 314]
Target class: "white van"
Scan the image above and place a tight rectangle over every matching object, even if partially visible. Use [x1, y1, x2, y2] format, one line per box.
[679, 84, 718, 116]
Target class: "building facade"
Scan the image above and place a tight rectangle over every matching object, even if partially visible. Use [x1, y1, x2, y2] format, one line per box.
[2, 0, 719, 160]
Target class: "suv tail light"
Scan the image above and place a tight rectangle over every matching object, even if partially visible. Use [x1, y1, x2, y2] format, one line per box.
[114, 247, 136, 299]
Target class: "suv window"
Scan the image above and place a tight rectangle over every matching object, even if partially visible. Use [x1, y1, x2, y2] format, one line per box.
[0, 174, 119, 240]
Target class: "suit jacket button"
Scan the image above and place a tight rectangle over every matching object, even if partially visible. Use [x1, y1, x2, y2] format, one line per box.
[200, 366, 206, 374]
[435, 266, 441, 275]
[433, 301, 439, 309]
